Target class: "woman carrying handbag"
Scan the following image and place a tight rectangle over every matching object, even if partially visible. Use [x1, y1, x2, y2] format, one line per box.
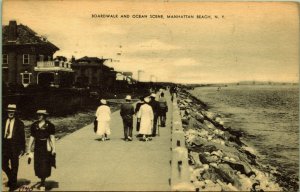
[27, 110, 56, 191]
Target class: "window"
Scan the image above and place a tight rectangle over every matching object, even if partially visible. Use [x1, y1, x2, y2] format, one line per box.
[23, 73, 30, 84]
[39, 55, 44, 62]
[3, 54, 8, 64]
[23, 54, 29, 64]
[20, 71, 32, 87]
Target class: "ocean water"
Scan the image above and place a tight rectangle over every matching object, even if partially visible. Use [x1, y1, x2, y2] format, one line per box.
[190, 85, 299, 188]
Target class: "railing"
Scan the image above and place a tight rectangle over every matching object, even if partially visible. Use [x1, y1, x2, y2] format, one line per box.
[36, 61, 72, 69]
[170, 94, 194, 191]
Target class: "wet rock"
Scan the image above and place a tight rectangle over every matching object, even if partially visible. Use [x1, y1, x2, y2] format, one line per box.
[185, 109, 191, 115]
[211, 150, 223, 157]
[203, 164, 210, 170]
[199, 154, 220, 164]
[180, 110, 185, 117]
[239, 148, 257, 165]
[201, 167, 223, 183]
[185, 98, 193, 103]
[228, 134, 243, 145]
[187, 118, 202, 130]
[179, 103, 187, 110]
[202, 145, 218, 153]
[213, 163, 237, 185]
[213, 129, 224, 135]
[211, 138, 226, 146]
[181, 117, 189, 125]
[236, 173, 253, 190]
[215, 117, 225, 125]
[189, 137, 204, 147]
[204, 120, 216, 129]
[189, 151, 202, 167]
[199, 155, 210, 164]
[203, 111, 216, 120]
[190, 144, 217, 153]
[195, 113, 205, 123]
[224, 160, 253, 176]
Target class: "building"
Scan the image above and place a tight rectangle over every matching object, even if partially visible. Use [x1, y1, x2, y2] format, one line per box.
[138, 70, 146, 82]
[72, 56, 116, 89]
[122, 72, 133, 84]
[2, 20, 73, 88]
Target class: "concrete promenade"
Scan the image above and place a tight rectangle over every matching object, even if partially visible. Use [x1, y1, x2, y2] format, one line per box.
[8, 93, 172, 191]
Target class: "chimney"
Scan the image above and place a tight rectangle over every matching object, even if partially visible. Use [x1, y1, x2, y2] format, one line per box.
[8, 20, 17, 42]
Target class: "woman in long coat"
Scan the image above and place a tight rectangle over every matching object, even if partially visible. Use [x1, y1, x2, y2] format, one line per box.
[137, 97, 153, 141]
[27, 110, 56, 191]
[95, 99, 111, 141]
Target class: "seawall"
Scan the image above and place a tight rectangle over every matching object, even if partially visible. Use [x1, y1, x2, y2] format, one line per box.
[175, 89, 283, 191]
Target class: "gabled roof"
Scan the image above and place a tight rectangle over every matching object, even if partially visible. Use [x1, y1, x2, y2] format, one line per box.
[75, 56, 105, 63]
[123, 72, 133, 76]
[2, 23, 59, 51]
[73, 56, 114, 71]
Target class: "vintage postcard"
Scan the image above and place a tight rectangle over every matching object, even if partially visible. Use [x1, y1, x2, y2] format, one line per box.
[2, 1, 299, 191]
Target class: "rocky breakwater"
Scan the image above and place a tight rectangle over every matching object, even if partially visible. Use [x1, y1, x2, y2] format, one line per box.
[176, 90, 282, 191]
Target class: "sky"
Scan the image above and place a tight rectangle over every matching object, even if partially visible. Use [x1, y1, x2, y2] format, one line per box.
[3, 1, 299, 83]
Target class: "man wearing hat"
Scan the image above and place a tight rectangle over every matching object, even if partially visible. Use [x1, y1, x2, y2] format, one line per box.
[2, 104, 25, 191]
[149, 93, 160, 137]
[120, 95, 135, 141]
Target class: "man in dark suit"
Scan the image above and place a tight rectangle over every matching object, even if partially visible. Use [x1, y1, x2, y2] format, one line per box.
[2, 104, 25, 191]
[149, 93, 160, 137]
[120, 95, 135, 141]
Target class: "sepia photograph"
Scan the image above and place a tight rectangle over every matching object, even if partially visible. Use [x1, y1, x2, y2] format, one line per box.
[1, 1, 299, 191]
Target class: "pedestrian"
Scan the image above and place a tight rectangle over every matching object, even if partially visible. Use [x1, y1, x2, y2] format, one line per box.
[95, 99, 111, 141]
[2, 104, 25, 191]
[26, 110, 56, 191]
[137, 97, 153, 141]
[135, 96, 145, 133]
[149, 93, 159, 137]
[158, 92, 168, 127]
[120, 95, 135, 141]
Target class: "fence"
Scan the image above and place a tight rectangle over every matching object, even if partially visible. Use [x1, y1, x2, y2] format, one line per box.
[170, 94, 195, 191]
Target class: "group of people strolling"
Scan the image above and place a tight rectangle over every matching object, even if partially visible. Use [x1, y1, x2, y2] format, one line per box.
[2, 104, 56, 191]
[95, 91, 168, 142]
[2, 91, 168, 191]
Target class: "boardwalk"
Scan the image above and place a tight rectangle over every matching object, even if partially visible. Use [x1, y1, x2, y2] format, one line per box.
[5, 93, 172, 191]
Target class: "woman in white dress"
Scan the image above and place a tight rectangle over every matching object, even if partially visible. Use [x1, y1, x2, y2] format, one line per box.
[137, 97, 153, 141]
[95, 99, 111, 141]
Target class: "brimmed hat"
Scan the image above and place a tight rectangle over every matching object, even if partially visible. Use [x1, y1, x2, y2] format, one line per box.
[7, 104, 17, 112]
[144, 97, 150, 103]
[36, 109, 49, 115]
[150, 93, 156, 98]
[100, 99, 107, 105]
[125, 95, 132, 100]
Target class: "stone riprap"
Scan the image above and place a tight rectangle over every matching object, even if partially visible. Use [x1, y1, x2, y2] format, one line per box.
[176, 90, 282, 191]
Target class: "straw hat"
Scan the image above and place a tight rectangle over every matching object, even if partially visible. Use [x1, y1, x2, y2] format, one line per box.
[100, 99, 107, 105]
[7, 104, 17, 112]
[36, 109, 49, 115]
[125, 95, 132, 100]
